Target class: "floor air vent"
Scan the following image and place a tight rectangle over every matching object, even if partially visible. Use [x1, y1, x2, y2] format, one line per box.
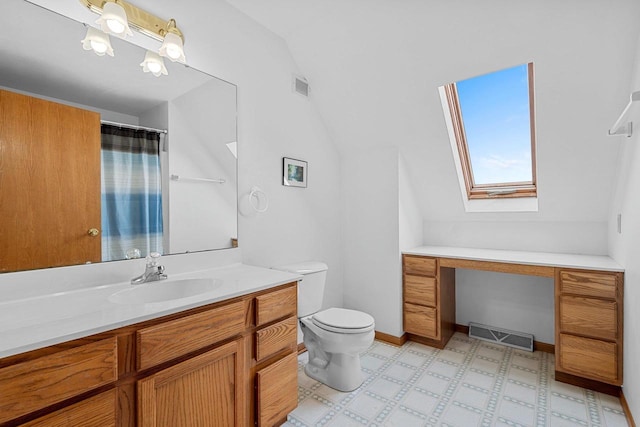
[468, 322, 534, 352]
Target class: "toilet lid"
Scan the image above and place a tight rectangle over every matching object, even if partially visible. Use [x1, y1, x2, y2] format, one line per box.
[312, 308, 375, 333]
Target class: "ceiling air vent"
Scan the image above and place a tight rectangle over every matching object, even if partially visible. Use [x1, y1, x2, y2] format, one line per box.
[293, 74, 310, 98]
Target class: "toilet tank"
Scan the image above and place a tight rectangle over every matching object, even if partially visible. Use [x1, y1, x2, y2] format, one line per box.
[274, 261, 328, 317]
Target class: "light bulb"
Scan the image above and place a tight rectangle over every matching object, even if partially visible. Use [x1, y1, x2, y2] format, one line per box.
[159, 32, 186, 64]
[90, 40, 108, 54]
[147, 61, 162, 74]
[165, 45, 182, 60]
[81, 27, 114, 57]
[106, 18, 126, 35]
[140, 51, 168, 77]
[96, 2, 132, 38]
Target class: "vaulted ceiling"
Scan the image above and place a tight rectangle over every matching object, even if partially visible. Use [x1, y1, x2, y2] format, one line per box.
[18, 0, 640, 224]
[226, 0, 640, 222]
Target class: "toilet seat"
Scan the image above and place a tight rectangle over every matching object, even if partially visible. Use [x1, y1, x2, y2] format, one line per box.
[312, 308, 375, 334]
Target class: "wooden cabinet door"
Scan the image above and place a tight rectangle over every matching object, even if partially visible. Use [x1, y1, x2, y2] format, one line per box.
[0, 89, 101, 272]
[138, 339, 244, 427]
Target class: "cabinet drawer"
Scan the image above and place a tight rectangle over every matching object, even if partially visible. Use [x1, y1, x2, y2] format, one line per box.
[256, 352, 298, 427]
[256, 316, 297, 362]
[404, 256, 437, 277]
[560, 296, 618, 341]
[137, 300, 245, 370]
[255, 285, 297, 327]
[404, 275, 437, 307]
[0, 338, 117, 424]
[404, 303, 438, 339]
[21, 389, 117, 427]
[558, 334, 619, 384]
[559, 271, 618, 299]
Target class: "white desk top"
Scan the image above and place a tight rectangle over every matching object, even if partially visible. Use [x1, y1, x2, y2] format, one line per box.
[403, 246, 624, 272]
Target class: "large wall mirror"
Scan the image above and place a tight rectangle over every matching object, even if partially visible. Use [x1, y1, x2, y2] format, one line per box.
[0, 1, 238, 273]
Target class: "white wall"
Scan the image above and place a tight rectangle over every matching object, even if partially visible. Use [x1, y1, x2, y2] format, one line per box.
[456, 270, 555, 343]
[608, 32, 640, 425]
[424, 220, 608, 255]
[343, 148, 423, 337]
[399, 154, 423, 253]
[343, 148, 400, 335]
[5, 1, 343, 310]
[181, 2, 345, 310]
[167, 81, 237, 252]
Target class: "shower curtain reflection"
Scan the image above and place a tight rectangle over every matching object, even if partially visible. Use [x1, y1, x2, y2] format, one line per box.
[100, 124, 164, 261]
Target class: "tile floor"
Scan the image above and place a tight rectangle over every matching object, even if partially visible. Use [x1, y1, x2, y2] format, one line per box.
[282, 333, 627, 427]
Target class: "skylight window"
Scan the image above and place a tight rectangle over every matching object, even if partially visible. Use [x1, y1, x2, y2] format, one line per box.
[442, 63, 537, 200]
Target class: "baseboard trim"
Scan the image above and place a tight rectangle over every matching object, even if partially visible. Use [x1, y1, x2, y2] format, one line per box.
[621, 390, 637, 427]
[555, 371, 620, 397]
[297, 343, 306, 354]
[374, 331, 407, 346]
[454, 324, 555, 354]
[405, 333, 448, 350]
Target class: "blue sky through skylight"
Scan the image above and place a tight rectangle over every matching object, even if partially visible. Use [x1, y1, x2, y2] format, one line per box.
[456, 64, 533, 185]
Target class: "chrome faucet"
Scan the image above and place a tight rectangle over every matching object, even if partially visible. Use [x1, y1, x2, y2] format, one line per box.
[131, 252, 168, 285]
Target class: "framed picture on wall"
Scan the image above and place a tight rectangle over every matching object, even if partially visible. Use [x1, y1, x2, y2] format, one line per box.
[282, 157, 308, 188]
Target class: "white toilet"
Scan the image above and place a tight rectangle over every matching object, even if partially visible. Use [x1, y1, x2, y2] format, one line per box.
[275, 261, 375, 392]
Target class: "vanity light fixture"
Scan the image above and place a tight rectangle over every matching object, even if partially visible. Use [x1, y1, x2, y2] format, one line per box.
[140, 51, 168, 77]
[80, 0, 186, 68]
[81, 26, 114, 56]
[159, 19, 186, 63]
[80, 0, 185, 45]
[95, 1, 132, 38]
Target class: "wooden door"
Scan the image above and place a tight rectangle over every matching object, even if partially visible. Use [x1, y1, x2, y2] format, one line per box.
[0, 89, 101, 272]
[137, 339, 244, 427]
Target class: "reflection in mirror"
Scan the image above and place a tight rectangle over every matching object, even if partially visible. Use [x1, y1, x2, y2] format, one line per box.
[0, 0, 237, 273]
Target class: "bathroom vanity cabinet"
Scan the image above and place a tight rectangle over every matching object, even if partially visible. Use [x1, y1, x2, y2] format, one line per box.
[402, 248, 625, 395]
[0, 282, 298, 427]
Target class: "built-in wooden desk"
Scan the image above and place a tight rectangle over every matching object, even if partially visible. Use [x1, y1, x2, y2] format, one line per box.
[402, 246, 624, 395]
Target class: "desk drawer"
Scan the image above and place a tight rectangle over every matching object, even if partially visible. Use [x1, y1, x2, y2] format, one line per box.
[256, 316, 297, 362]
[404, 256, 437, 277]
[560, 296, 617, 341]
[404, 275, 437, 307]
[0, 338, 117, 424]
[404, 303, 438, 339]
[558, 334, 619, 384]
[255, 285, 297, 327]
[137, 300, 246, 370]
[560, 271, 618, 299]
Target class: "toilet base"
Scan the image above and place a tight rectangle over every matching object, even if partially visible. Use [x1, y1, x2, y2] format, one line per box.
[305, 352, 365, 392]
[299, 312, 375, 392]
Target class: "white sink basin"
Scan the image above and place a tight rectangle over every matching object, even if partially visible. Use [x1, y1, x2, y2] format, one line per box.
[108, 278, 223, 304]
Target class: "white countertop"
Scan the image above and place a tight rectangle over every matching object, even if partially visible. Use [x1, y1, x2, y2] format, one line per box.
[0, 263, 301, 359]
[403, 246, 624, 272]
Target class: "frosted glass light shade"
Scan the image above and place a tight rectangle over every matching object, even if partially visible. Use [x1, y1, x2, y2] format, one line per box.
[140, 51, 168, 77]
[96, 2, 133, 38]
[81, 27, 114, 57]
[159, 32, 186, 63]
